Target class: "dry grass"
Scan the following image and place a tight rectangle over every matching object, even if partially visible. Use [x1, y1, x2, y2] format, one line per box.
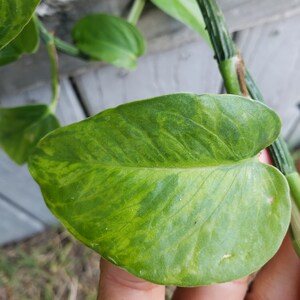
[0, 228, 100, 300]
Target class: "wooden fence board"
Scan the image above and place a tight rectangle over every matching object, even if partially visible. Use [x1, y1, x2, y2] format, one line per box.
[236, 14, 300, 145]
[1, 0, 300, 97]
[288, 113, 300, 149]
[0, 196, 44, 246]
[74, 40, 222, 115]
[219, 0, 300, 31]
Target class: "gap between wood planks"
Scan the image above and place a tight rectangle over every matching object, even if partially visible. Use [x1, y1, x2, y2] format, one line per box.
[69, 77, 90, 117]
[0, 192, 46, 226]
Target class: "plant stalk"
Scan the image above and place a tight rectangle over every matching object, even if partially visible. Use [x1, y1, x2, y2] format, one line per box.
[197, 0, 300, 254]
[37, 18, 60, 112]
[219, 56, 249, 97]
[37, 18, 89, 60]
[127, 0, 146, 25]
[53, 36, 84, 58]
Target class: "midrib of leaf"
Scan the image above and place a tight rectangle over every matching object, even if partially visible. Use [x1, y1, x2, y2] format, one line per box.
[43, 158, 248, 246]
[46, 156, 258, 171]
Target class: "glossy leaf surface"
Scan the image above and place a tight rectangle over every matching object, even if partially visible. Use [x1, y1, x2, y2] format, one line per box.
[29, 94, 290, 285]
[151, 0, 211, 45]
[0, 105, 59, 164]
[72, 14, 145, 69]
[0, 0, 40, 49]
[0, 16, 39, 66]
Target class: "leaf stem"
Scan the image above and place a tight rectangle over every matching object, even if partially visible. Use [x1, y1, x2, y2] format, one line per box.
[219, 56, 248, 96]
[127, 0, 146, 25]
[196, 0, 236, 63]
[47, 42, 60, 113]
[53, 36, 85, 59]
[197, 0, 300, 253]
[37, 18, 89, 60]
[37, 18, 60, 112]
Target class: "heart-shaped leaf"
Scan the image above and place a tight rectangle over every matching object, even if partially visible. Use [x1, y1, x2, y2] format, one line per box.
[0, 0, 40, 49]
[151, 0, 211, 45]
[0, 105, 59, 164]
[72, 14, 145, 69]
[0, 16, 40, 66]
[28, 94, 290, 285]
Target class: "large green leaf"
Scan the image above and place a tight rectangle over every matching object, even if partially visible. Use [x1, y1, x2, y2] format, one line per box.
[0, 104, 59, 165]
[0, 0, 40, 49]
[72, 14, 145, 69]
[151, 0, 211, 45]
[0, 16, 40, 66]
[28, 94, 290, 285]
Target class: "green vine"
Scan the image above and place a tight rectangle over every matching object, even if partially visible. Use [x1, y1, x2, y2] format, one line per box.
[37, 18, 60, 112]
[37, 18, 88, 61]
[127, 0, 146, 25]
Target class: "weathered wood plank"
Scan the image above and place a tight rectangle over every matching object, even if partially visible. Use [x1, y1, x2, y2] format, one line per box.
[219, 0, 300, 31]
[74, 40, 222, 114]
[287, 112, 300, 149]
[0, 196, 44, 246]
[0, 151, 57, 225]
[1, 0, 300, 97]
[0, 5, 191, 98]
[0, 79, 85, 226]
[37, 0, 300, 39]
[236, 14, 300, 145]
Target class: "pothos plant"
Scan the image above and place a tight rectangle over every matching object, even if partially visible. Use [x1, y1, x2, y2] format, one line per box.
[0, 0, 300, 287]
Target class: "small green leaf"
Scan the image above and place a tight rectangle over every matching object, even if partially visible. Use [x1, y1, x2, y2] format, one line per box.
[28, 94, 290, 285]
[0, 16, 40, 66]
[0, 0, 40, 49]
[72, 14, 145, 69]
[151, 0, 211, 45]
[0, 104, 59, 165]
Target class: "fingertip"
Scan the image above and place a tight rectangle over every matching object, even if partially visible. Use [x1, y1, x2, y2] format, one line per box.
[245, 234, 300, 300]
[259, 149, 272, 165]
[172, 277, 249, 300]
[98, 258, 165, 300]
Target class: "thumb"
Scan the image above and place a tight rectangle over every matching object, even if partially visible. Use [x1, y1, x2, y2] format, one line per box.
[98, 258, 165, 300]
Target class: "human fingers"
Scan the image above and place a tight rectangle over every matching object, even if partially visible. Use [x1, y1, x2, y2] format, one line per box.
[245, 234, 300, 300]
[172, 277, 249, 300]
[245, 149, 300, 299]
[97, 258, 165, 300]
[259, 149, 272, 165]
